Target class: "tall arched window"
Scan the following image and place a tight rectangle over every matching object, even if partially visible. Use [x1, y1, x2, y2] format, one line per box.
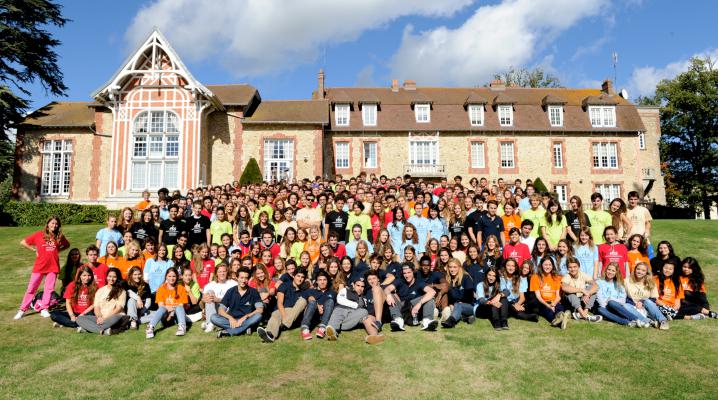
[131, 110, 180, 190]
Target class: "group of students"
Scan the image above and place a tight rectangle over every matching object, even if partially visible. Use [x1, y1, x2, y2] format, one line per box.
[13, 173, 716, 344]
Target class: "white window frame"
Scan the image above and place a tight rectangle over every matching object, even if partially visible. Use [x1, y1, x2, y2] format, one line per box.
[548, 105, 563, 127]
[498, 105, 513, 126]
[40, 139, 73, 196]
[415, 103, 430, 123]
[131, 110, 180, 191]
[592, 142, 619, 169]
[468, 104, 484, 126]
[363, 142, 377, 168]
[589, 106, 616, 128]
[554, 184, 568, 208]
[552, 142, 564, 169]
[595, 184, 621, 207]
[500, 141, 515, 168]
[263, 139, 294, 182]
[470, 141, 485, 169]
[362, 104, 377, 126]
[335, 104, 350, 126]
[638, 132, 646, 150]
[335, 142, 350, 169]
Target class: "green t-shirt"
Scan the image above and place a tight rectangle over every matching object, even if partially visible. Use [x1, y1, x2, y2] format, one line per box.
[585, 209, 612, 245]
[290, 241, 306, 263]
[346, 213, 372, 241]
[539, 214, 567, 247]
[521, 207, 546, 238]
[210, 220, 233, 245]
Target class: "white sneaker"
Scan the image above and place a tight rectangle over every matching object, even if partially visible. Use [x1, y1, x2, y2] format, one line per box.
[77, 327, 86, 333]
[40, 309, 51, 318]
[390, 318, 406, 331]
[204, 322, 214, 333]
[53, 322, 61, 328]
[146, 325, 155, 339]
[421, 318, 438, 331]
[13, 310, 24, 320]
[201, 321, 207, 330]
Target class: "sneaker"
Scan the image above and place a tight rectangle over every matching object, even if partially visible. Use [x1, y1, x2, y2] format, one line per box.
[176, 325, 186, 336]
[639, 320, 651, 328]
[465, 315, 476, 325]
[246, 327, 253, 336]
[53, 322, 61, 328]
[200, 321, 207, 330]
[316, 327, 326, 339]
[493, 321, 502, 331]
[40, 309, 51, 318]
[372, 320, 383, 333]
[421, 319, 438, 331]
[145, 325, 154, 339]
[390, 318, 406, 332]
[203, 322, 214, 333]
[326, 325, 338, 341]
[441, 316, 457, 329]
[217, 330, 230, 339]
[659, 320, 670, 330]
[257, 327, 274, 343]
[650, 320, 660, 329]
[709, 311, 718, 319]
[130, 320, 138, 330]
[501, 321, 510, 330]
[551, 312, 563, 327]
[560, 311, 570, 330]
[13, 310, 24, 320]
[102, 328, 112, 336]
[441, 306, 451, 321]
[628, 320, 639, 328]
[586, 315, 602, 323]
[572, 312, 582, 320]
[77, 327, 86, 333]
[300, 329, 312, 340]
[692, 313, 707, 320]
[365, 334, 384, 345]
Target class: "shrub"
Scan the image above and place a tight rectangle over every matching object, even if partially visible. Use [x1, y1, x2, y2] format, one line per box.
[3, 201, 110, 226]
[532, 177, 549, 194]
[239, 157, 263, 185]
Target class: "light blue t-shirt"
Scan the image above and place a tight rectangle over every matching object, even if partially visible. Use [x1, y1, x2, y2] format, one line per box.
[500, 276, 528, 302]
[144, 258, 174, 293]
[345, 240, 374, 259]
[427, 217, 447, 240]
[574, 244, 599, 277]
[387, 221, 405, 251]
[96, 228, 122, 257]
[407, 215, 430, 251]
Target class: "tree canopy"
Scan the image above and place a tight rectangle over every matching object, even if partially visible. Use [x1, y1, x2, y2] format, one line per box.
[492, 67, 561, 88]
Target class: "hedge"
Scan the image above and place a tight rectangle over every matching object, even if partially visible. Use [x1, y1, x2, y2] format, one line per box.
[239, 157, 263, 185]
[3, 200, 111, 226]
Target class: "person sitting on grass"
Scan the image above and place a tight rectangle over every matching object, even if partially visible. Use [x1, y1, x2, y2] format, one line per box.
[475, 268, 509, 331]
[678, 257, 718, 320]
[500, 259, 538, 322]
[146, 267, 189, 338]
[124, 266, 151, 329]
[77, 268, 126, 335]
[258, 268, 309, 343]
[300, 270, 336, 340]
[213, 267, 264, 338]
[441, 258, 476, 328]
[560, 257, 602, 323]
[596, 262, 648, 328]
[653, 261, 683, 321]
[530, 257, 568, 329]
[325, 277, 384, 345]
[624, 262, 669, 330]
[362, 269, 385, 333]
[201, 263, 237, 333]
[51, 266, 96, 329]
[383, 263, 439, 332]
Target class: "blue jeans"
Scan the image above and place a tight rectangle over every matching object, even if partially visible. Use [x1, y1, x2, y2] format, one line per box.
[537, 302, 565, 321]
[450, 302, 474, 321]
[300, 299, 335, 330]
[150, 306, 187, 328]
[211, 312, 262, 336]
[596, 300, 640, 325]
[634, 299, 666, 322]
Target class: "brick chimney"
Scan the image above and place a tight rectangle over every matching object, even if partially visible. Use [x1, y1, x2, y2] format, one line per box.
[403, 80, 416, 90]
[317, 69, 325, 99]
[391, 79, 399, 92]
[489, 79, 505, 90]
[601, 79, 615, 95]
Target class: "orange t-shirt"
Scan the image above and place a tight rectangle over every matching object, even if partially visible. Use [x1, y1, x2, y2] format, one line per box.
[501, 214, 522, 241]
[626, 252, 649, 275]
[530, 274, 562, 302]
[680, 276, 706, 293]
[155, 283, 188, 307]
[135, 200, 152, 211]
[118, 256, 145, 279]
[654, 276, 684, 308]
[304, 238, 323, 264]
[98, 255, 125, 272]
[142, 250, 156, 260]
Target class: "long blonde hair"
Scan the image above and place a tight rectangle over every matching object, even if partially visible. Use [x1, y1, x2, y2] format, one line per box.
[446, 258, 464, 287]
[628, 261, 655, 290]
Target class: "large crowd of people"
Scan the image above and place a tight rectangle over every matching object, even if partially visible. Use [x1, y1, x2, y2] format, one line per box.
[13, 173, 717, 344]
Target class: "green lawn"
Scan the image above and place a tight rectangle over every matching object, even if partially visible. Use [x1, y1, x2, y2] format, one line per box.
[1, 221, 717, 400]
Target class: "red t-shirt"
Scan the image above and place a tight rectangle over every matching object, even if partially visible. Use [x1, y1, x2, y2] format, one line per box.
[63, 282, 92, 314]
[193, 259, 216, 289]
[598, 243, 629, 278]
[330, 243, 347, 259]
[261, 243, 281, 262]
[80, 262, 108, 288]
[370, 214, 383, 242]
[503, 242, 531, 266]
[25, 231, 69, 274]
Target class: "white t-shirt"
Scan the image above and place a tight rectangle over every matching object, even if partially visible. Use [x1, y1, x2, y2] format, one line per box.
[627, 206, 652, 237]
[203, 280, 238, 300]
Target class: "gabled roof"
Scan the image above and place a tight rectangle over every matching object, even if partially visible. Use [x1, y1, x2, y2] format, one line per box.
[541, 94, 567, 105]
[18, 102, 94, 128]
[463, 92, 488, 108]
[243, 100, 328, 125]
[582, 94, 619, 107]
[91, 28, 223, 110]
[493, 92, 516, 105]
[205, 84, 259, 106]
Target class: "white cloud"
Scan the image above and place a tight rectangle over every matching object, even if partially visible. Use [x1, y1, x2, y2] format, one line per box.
[628, 49, 718, 97]
[389, 0, 608, 86]
[126, 0, 472, 77]
[356, 65, 376, 86]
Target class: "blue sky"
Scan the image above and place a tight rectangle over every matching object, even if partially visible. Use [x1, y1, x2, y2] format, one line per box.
[25, 0, 718, 109]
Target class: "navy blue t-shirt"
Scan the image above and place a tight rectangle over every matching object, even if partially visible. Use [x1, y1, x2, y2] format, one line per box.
[464, 262, 487, 287]
[277, 281, 305, 308]
[348, 263, 369, 284]
[385, 262, 403, 281]
[303, 288, 336, 306]
[447, 275, 475, 304]
[478, 213, 504, 242]
[394, 278, 427, 301]
[221, 286, 263, 318]
[417, 269, 443, 286]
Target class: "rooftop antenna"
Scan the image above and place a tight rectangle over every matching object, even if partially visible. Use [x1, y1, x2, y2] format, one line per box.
[612, 51, 618, 87]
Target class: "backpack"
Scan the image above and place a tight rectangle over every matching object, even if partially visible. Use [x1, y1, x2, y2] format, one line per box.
[31, 291, 61, 311]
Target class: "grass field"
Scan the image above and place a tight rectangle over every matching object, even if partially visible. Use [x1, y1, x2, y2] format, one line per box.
[1, 221, 717, 399]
